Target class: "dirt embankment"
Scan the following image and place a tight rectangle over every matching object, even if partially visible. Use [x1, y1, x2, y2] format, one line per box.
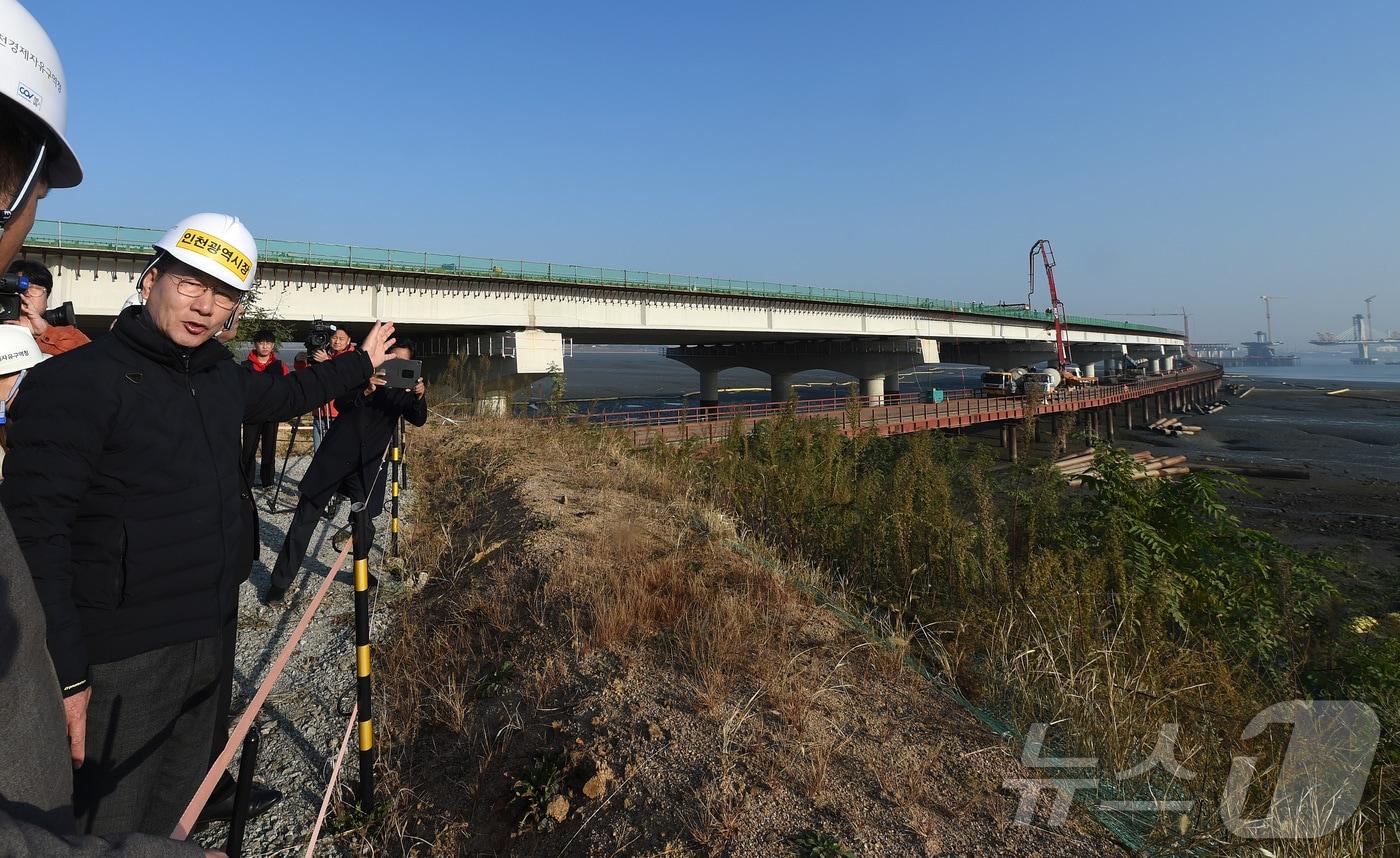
[368, 420, 1122, 857]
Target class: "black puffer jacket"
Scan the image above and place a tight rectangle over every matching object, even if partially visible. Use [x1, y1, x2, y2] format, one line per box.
[0, 306, 374, 696]
[299, 386, 427, 515]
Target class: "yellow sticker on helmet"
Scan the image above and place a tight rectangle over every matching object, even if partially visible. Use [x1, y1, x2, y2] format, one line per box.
[174, 229, 252, 283]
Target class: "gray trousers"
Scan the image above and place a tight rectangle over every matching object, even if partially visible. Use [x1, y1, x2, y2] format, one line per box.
[75, 635, 223, 837]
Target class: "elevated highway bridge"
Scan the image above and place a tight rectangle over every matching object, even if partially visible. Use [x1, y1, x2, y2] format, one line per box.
[22, 220, 1187, 407]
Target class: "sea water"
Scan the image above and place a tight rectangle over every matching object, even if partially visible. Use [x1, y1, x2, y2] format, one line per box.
[1221, 353, 1400, 387]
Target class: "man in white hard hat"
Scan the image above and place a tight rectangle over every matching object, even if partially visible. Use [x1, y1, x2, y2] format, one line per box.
[0, 323, 46, 468]
[0, 2, 223, 855]
[2, 210, 400, 837]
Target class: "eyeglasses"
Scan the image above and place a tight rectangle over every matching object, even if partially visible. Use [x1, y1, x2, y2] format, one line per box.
[166, 273, 242, 310]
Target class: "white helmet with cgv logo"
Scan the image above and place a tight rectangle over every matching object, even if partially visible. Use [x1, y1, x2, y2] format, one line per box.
[0, 0, 82, 189]
[152, 212, 259, 292]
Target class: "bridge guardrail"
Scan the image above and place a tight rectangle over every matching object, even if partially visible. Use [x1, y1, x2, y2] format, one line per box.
[23, 219, 1177, 336]
[543, 365, 1223, 443]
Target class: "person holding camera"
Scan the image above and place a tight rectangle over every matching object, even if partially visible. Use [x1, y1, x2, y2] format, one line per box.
[1, 209, 401, 837]
[240, 329, 288, 489]
[299, 323, 351, 451]
[264, 340, 426, 604]
[5, 258, 90, 355]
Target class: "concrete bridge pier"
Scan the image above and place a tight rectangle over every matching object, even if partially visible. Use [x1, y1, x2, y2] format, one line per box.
[700, 368, 721, 408]
[1074, 345, 1129, 380]
[668, 337, 938, 409]
[771, 371, 795, 403]
[419, 329, 565, 416]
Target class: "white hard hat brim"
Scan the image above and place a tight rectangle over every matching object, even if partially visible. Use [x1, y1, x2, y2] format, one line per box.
[42, 131, 82, 189]
[0, 97, 82, 187]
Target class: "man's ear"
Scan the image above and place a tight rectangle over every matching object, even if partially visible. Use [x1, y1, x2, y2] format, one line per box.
[139, 267, 156, 300]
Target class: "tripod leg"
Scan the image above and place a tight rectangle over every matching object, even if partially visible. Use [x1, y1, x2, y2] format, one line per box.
[270, 417, 302, 513]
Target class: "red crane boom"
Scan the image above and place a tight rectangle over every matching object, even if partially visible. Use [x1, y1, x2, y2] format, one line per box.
[1027, 238, 1070, 370]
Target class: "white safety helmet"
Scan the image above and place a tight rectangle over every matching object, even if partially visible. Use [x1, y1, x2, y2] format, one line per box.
[0, 0, 82, 189]
[0, 324, 46, 375]
[151, 212, 259, 292]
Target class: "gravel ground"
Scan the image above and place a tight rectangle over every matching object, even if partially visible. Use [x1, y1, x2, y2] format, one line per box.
[195, 453, 405, 857]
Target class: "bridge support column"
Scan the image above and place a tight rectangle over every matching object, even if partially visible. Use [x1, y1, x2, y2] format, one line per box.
[700, 369, 720, 408]
[862, 376, 885, 406]
[1124, 402, 1134, 430]
[884, 373, 902, 397]
[1007, 423, 1019, 461]
[423, 329, 563, 418]
[1104, 408, 1115, 443]
[770, 371, 794, 403]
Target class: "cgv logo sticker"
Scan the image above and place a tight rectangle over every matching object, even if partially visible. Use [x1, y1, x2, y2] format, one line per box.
[16, 83, 41, 109]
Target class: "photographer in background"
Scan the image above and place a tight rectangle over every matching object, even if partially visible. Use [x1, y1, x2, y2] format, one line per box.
[5, 258, 89, 355]
[240, 329, 288, 489]
[264, 339, 426, 604]
[304, 323, 352, 451]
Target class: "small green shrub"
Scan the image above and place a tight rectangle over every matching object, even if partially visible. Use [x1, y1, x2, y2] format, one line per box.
[795, 828, 855, 858]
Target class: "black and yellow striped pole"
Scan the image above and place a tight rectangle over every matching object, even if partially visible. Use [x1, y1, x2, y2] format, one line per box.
[352, 504, 376, 812]
[389, 421, 402, 557]
[398, 416, 409, 492]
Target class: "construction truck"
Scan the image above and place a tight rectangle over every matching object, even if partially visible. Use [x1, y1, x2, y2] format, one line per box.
[1059, 362, 1097, 386]
[1023, 367, 1063, 398]
[1110, 355, 1147, 383]
[982, 367, 1028, 396]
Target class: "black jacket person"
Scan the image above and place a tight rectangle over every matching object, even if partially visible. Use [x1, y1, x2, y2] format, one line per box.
[266, 355, 426, 602]
[0, 224, 399, 836]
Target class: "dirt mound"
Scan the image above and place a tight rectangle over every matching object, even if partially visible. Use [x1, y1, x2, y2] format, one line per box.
[369, 420, 1122, 856]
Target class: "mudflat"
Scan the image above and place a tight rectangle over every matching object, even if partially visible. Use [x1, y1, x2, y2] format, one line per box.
[1121, 377, 1400, 611]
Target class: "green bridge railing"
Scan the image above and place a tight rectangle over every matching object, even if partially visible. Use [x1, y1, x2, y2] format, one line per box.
[23, 219, 1176, 335]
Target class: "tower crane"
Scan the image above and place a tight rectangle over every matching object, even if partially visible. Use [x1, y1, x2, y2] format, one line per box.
[1259, 295, 1286, 344]
[1027, 239, 1071, 371]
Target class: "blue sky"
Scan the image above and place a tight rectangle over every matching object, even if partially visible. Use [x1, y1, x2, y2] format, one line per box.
[31, 1, 1400, 346]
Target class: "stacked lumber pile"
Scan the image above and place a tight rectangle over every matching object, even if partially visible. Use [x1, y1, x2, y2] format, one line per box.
[1054, 449, 1190, 488]
[1182, 400, 1227, 414]
[1148, 417, 1204, 436]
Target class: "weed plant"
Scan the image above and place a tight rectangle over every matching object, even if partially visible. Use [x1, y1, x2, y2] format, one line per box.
[649, 414, 1397, 855]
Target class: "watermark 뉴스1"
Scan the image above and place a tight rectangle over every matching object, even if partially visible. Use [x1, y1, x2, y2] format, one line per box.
[1002, 700, 1379, 840]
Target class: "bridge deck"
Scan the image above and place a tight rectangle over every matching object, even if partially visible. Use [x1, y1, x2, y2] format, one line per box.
[561, 365, 1222, 445]
[23, 219, 1175, 337]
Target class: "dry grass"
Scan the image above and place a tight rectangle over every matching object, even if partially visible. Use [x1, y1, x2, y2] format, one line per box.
[356, 419, 1132, 857]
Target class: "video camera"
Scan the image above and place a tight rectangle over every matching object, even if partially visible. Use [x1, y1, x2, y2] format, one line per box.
[303, 319, 335, 357]
[1, 273, 77, 326]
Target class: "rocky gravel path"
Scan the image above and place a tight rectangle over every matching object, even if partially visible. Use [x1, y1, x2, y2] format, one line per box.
[196, 453, 405, 857]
